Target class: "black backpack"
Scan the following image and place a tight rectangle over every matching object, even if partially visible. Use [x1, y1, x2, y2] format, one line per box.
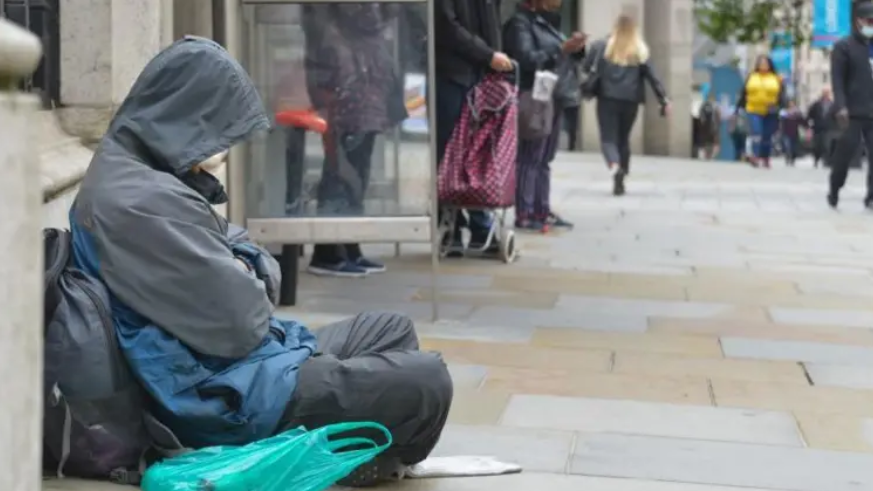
[42, 228, 151, 485]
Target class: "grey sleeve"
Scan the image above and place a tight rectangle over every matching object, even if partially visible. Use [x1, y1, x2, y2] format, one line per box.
[94, 193, 271, 359]
[226, 224, 282, 307]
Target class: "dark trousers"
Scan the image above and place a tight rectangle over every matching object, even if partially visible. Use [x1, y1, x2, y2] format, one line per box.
[783, 134, 799, 165]
[812, 131, 827, 166]
[280, 312, 452, 465]
[312, 132, 377, 265]
[731, 132, 747, 161]
[516, 111, 561, 220]
[563, 105, 580, 150]
[596, 97, 639, 172]
[435, 75, 491, 238]
[830, 118, 873, 197]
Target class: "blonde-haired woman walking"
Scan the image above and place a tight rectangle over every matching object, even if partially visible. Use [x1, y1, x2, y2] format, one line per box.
[582, 14, 670, 195]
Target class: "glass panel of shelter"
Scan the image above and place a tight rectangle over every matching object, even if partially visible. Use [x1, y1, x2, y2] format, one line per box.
[240, 1, 430, 223]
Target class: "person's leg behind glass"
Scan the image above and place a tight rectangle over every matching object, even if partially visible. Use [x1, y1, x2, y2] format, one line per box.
[338, 132, 386, 273]
[281, 312, 453, 486]
[829, 119, 863, 208]
[310, 130, 366, 277]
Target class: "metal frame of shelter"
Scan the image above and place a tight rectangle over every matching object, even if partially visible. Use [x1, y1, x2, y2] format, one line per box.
[217, 0, 441, 319]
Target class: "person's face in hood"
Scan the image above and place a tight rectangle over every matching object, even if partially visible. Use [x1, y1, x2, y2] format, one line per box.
[193, 150, 229, 177]
[106, 36, 270, 204]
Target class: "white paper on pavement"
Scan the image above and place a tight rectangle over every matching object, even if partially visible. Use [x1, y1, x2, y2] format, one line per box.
[404, 456, 523, 479]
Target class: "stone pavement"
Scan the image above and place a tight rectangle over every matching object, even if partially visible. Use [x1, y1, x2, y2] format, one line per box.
[46, 153, 873, 490]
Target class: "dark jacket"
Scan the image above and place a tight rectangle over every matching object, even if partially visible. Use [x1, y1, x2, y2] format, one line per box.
[303, 5, 406, 133]
[831, 31, 873, 119]
[502, 5, 584, 108]
[502, 7, 564, 90]
[435, 0, 502, 87]
[582, 38, 667, 105]
[806, 97, 835, 133]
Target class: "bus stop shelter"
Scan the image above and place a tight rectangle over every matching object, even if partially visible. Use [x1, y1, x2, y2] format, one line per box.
[218, 0, 441, 317]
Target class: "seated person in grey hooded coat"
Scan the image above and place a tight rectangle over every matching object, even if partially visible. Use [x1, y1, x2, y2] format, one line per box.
[67, 36, 452, 487]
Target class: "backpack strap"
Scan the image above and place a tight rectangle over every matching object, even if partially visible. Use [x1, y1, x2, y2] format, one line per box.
[43, 229, 72, 332]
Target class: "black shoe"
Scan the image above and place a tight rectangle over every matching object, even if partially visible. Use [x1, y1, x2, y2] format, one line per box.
[865, 196, 873, 211]
[827, 193, 839, 209]
[612, 171, 626, 196]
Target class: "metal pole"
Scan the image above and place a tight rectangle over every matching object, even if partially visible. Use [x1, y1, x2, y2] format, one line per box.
[426, 0, 440, 321]
[0, 16, 44, 491]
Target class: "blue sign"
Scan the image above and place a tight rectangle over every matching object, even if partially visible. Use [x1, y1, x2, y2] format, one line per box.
[770, 31, 794, 89]
[812, 0, 851, 48]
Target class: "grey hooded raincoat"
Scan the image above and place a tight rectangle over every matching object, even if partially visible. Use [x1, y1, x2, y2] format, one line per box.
[68, 36, 316, 447]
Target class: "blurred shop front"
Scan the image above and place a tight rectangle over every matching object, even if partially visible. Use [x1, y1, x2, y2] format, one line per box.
[218, 0, 439, 310]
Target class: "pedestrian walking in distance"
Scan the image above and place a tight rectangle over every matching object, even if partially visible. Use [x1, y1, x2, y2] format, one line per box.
[583, 14, 670, 196]
[828, 1, 873, 209]
[806, 87, 835, 168]
[734, 55, 785, 169]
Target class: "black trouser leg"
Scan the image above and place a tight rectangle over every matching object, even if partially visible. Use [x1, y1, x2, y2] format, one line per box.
[313, 132, 377, 265]
[281, 312, 452, 465]
[596, 98, 621, 166]
[830, 120, 864, 196]
[617, 102, 640, 174]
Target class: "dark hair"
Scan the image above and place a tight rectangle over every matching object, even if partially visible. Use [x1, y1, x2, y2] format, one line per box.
[755, 55, 775, 73]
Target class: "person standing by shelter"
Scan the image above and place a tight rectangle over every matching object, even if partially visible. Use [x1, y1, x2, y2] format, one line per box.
[435, 0, 513, 256]
[828, 0, 873, 209]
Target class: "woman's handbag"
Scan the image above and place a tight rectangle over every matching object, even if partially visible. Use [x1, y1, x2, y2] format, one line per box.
[518, 70, 557, 140]
[580, 43, 603, 100]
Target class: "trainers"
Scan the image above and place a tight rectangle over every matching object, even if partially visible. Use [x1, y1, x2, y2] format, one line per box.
[827, 193, 839, 209]
[515, 219, 546, 233]
[612, 171, 626, 196]
[547, 213, 574, 229]
[865, 196, 873, 211]
[355, 257, 386, 273]
[307, 261, 368, 278]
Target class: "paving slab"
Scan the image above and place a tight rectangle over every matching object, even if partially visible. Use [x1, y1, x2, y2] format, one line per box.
[770, 307, 873, 328]
[421, 338, 611, 372]
[721, 337, 873, 366]
[468, 306, 648, 333]
[482, 367, 712, 405]
[613, 352, 808, 384]
[446, 364, 488, 390]
[570, 433, 873, 491]
[804, 363, 873, 389]
[500, 395, 802, 446]
[553, 295, 731, 319]
[711, 379, 873, 416]
[794, 412, 873, 453]
[430, 424, 573, 473]
[414, 319, 535, 343]
[395, 474, 775, 491]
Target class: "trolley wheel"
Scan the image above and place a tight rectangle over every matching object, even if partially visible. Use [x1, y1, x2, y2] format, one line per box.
[499, 229, 518, 263]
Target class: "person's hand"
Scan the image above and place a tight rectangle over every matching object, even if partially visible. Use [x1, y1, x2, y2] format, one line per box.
[562, 33, 587, 53]
[661, 102, 672, 117]
[836, 108, 849, 128]
[490, 52, 513, 72]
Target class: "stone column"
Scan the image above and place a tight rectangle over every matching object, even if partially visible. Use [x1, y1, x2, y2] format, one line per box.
[0, 17, 45, 491]
[57, 0, 167, 145]
[643, 0, 694, 156]
[579, 0, 645, 155]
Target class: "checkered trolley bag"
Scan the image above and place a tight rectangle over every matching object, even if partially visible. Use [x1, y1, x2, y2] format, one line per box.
[438, 73, 518, 208]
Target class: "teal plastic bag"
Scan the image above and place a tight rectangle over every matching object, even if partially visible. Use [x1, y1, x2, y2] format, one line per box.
[141, 422, 392, 491]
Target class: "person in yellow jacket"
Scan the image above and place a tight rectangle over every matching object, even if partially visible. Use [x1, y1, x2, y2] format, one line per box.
[734, 55, 786, 168]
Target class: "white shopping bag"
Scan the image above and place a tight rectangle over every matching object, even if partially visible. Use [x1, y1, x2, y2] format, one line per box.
[532, 70, 558, 102]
